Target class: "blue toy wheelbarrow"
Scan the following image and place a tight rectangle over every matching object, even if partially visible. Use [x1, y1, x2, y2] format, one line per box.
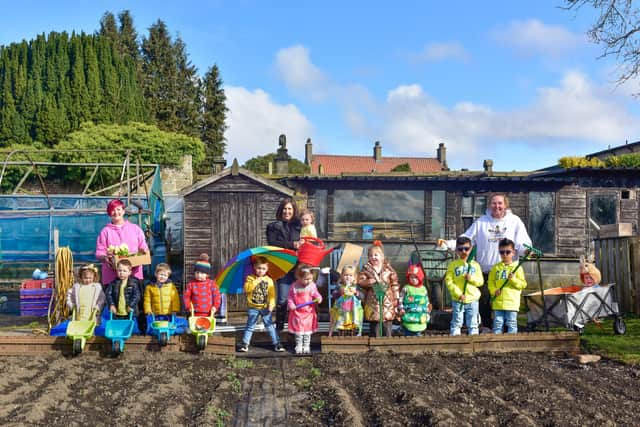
[149, 313, 177, 346]
[104, 311, 135, 355]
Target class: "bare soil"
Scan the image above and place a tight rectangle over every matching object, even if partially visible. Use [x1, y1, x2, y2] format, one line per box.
[0, 351, 638, 426]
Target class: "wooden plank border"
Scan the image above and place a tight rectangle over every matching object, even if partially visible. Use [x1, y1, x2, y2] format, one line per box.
[321, 336, 370, 353]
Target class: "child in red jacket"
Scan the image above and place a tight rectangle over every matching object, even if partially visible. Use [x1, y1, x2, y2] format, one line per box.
[183, 254, 221, 317]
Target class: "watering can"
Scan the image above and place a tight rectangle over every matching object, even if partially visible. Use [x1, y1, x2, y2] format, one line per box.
[297, 237, 334, 267]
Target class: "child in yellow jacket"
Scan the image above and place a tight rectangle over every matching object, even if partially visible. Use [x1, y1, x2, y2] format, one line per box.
[144, 263, 181, 334]
[445, 236, 484, 335]
[238, 256, 285, 353]
[488, 238, 527, 334]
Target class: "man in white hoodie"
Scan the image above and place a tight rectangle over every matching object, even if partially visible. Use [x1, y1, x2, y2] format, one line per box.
[439, 193, 532, 329]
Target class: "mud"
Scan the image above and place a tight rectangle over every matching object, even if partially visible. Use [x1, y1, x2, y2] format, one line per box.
[0, 351, 638, 426]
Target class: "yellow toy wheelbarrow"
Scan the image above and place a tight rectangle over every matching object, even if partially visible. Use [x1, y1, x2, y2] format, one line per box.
[66, 308, 98, 356]
[188, 304, 216, 351]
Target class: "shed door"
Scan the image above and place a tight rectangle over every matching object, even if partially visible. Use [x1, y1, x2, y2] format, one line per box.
[211, 192, 261, 312]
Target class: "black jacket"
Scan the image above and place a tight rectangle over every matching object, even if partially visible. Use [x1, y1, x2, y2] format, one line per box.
[266, 219, 301, 250]
[105, 277, 142, 315]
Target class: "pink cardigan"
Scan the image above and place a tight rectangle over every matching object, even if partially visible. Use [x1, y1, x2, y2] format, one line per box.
[95, 221, 149, 284]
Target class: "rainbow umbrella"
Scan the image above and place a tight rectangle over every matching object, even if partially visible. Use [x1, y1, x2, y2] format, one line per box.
[214, 246, 298, 294]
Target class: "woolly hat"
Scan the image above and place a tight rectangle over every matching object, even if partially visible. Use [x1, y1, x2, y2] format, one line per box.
[194, 253, 211, 274]
[406, 264, 425, 283]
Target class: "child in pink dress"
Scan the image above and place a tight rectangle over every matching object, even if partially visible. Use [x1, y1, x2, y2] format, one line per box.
[287, 264, 322, 354]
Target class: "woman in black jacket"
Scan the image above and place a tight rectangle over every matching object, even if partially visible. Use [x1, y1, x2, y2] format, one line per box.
[266, 198, 301, 330]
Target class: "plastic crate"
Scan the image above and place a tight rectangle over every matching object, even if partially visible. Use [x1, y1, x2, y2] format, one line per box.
[21, 278, 54, 290]
[19, 287, 53, 316]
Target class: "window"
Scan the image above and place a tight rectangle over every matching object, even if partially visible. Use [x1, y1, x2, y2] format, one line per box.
[313, 190, 327, 238]
[529, 192, 555, 254]
[431, 190, 446, 239]
[589, 193, 617, 226]
[333, 190, 424, 240]
[461, 195, 486, 230]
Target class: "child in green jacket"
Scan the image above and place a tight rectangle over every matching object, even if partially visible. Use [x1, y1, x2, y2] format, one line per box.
[488, 238, 527, 334]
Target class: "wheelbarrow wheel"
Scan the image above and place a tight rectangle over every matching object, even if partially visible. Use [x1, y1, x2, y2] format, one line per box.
[159, 331, 168, 346]
[573, 325, 584, 335]
[196, 334, 207, 351]
[113, 340, 122, 355]
[614, 316, 626, 335]
[429, 282, 443, 310]
[72, 339, 82, 356]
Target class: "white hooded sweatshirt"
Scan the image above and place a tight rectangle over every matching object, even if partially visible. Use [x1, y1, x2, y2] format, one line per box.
[446, 209, 532, 273]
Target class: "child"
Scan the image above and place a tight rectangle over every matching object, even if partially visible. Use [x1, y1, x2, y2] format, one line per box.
[183, 253, 221, 317]
[445, 236, 484, 335]
[66, 264, 105, 322]
[579, 256, 601, 287]
[143, 263, 181, 333]
[357, 240, 399, 337]
[329, 265, 363, 337]
[238, 256, 285, 352]
[299, 209, 317, 238]
[488, 238, 527, 334]
[287, 264, 322, 354]
[105, 259, 141, 319]
[397, 264, 430, 336]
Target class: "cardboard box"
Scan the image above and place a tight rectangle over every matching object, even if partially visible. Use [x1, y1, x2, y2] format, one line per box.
[115, 252, 151, 267]
[598, 223, 633, 238]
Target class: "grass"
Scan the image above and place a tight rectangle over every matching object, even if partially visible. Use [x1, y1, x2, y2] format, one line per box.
[224, 356, 254, 370]
[226, 372, 242, 394]
[580, 314, 640, 364]
[310, 399, 325, 412]
[207, 406, 232, 427]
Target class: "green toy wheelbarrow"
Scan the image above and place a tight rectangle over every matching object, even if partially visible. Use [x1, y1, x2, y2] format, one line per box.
[188, 304, 216, 351]
[66, 308, 98, 356]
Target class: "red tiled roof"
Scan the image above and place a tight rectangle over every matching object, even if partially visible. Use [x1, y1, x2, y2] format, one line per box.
[309, 154, 443, 175]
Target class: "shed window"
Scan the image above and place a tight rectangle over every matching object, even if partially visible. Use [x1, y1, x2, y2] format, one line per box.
[333, 190, 424, 240]
[314, 190, 327, 238]
[431, 190, 446, 239]
[528, 192, 555, 254]
[462, 195, 486, 230]
[589, 193, 617, 226]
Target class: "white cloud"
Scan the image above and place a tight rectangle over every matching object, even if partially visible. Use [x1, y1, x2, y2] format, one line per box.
[414, 41, 471, 63]
[377, 71, 638, 167]
[491, 19, 584, 57]
[224, 86, 314, 163]
[274, 45, 329, 101]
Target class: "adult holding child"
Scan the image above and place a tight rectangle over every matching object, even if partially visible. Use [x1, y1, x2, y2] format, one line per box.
[266, 197, 302, 331]
[439, 193, 531, 329]
[96, 199, 149, 286]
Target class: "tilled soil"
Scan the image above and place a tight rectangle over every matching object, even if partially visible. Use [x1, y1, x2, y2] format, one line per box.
[0, 351, 638, 426]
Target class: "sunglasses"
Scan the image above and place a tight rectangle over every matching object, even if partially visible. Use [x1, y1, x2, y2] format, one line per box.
[499, 250, 512, 255]
[456, 246, 471, 252]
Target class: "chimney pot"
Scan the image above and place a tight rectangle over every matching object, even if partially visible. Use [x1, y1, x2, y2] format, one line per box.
[374, 141, 382, 162]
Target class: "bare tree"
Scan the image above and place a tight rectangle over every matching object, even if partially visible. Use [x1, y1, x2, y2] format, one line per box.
[565, 1, 640, 88]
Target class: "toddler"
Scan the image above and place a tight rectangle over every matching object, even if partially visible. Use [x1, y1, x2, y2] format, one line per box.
[143, 263, 181, 333]
[329, 265, 363, 337]
[488, 238, 527, 334]
[105, 259, 141, 319]
[357, 240, 399, 337]
[398, 264, 430, 336]
[299, 209, 317, 238]
[239, 256, 285, 352]
[66, 263, 105, 322]
[445, 236, 484, 335]
[287, 264, 322, 354]
[183, 253, 221, 317]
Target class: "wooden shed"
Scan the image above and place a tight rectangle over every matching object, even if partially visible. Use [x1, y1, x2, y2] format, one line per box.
[180, 160, 294, 309]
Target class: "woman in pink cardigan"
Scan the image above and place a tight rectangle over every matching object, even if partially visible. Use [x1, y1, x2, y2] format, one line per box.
[95, 199, 149, 285]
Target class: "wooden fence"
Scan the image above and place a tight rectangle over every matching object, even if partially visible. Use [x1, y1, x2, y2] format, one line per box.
[593, 236, 640, 315]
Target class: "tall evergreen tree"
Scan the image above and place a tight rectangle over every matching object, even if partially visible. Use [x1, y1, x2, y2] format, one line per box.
[99, 12, 118, 45]
[200, 64, 228, 165]
[117, 10, 139, 60]
[173, 36, 200, 137]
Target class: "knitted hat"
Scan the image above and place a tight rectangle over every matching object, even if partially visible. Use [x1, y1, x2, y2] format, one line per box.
[406, 264, 425, 283]
[194, 253, 211, 274]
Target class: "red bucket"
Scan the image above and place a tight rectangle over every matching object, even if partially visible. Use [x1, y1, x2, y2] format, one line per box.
[297, 237, 334, 267]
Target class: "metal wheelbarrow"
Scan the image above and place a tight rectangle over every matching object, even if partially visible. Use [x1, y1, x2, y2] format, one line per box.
[188, 305, 216, 351]
[149, 313, 177, 346]
[66, 308, 98, 356]
[104, 311, 135, 355]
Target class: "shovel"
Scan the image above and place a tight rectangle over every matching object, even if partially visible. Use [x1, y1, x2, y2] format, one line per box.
[491, 244, 543, 303]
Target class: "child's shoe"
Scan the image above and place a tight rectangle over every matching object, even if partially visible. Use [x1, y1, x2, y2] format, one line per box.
[294, 335, 303, 354]
[238, 343, 249, 352]
[274, 343, 285, 352]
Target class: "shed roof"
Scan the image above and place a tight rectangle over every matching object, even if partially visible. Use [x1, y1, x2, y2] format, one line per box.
[180, 159, 294, 197]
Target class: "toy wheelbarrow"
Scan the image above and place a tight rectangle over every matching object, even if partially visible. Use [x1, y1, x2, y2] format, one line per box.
[66, 308, 98, 356]
[188, 305, 216, 351]
[104, 311, 135, 355]
[149, 313, 177, 346]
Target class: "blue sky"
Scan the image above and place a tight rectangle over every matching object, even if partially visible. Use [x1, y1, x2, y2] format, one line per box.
[2, 1, 639, 171]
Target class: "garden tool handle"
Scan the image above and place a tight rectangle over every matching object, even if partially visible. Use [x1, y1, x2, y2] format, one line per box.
[190, 303, 194, 317]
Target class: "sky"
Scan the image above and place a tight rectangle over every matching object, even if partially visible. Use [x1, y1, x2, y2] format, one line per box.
[2, 1, 639, 171]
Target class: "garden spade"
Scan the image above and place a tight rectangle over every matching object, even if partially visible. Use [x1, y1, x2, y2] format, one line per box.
[491, 244, 543, 303]
[461, 246, 477, 300]
[373, 281, 388, 337]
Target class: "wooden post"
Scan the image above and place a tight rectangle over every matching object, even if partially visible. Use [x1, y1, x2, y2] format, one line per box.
[632, 238, 640, 315]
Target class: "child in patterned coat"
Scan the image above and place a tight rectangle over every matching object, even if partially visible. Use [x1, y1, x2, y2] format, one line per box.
[183, 253, 221, 317]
